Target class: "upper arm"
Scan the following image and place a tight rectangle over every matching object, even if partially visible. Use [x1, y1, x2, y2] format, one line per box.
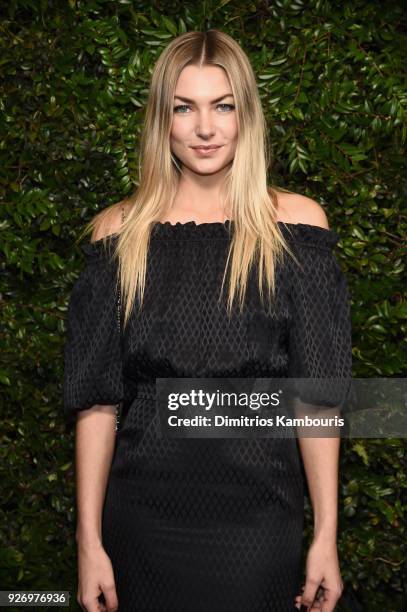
[275, 191, 330, 230]
[90, 201, 130, 243]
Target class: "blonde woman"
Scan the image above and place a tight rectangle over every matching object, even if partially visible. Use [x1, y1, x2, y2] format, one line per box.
[64, 30, 352, 612]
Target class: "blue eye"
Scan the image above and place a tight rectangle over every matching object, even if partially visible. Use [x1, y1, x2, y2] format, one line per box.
[217, 104, 235, 112]
[173, 103, 235, 113]
[173, 104, 190, 113]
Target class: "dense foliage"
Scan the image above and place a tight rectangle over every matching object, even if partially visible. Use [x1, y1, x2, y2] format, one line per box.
[1, 1, 406, 610]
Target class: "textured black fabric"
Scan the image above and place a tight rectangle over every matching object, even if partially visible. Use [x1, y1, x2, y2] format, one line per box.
[63, 220, 352, 612]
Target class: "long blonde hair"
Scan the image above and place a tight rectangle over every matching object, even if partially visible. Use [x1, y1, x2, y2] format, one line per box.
[79, 29, 298, 328]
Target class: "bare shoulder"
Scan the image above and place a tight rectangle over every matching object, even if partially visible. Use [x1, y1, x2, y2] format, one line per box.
[91, 200, 132, 242]
[273, 189, 330, 230]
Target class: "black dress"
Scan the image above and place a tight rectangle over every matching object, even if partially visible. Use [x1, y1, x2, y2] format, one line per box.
[63, 220, 352, 612]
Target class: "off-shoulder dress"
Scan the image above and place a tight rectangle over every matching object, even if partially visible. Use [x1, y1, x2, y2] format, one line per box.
[63, 220, 352, 612]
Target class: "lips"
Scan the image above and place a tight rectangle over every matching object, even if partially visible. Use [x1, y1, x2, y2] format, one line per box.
[191, 145, 221, 150]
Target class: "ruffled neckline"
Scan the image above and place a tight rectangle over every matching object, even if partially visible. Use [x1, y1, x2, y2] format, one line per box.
[80, 219, 339, 258]
[151, 219, 339, 248]
[277, 221, 339, 249]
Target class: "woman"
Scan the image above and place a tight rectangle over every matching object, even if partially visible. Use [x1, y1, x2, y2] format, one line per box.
[64, 30, 352, 612]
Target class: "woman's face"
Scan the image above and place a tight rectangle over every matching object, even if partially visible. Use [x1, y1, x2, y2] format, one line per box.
[170, 65, 238, 176]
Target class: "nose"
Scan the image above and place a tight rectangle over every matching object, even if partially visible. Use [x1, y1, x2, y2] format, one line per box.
[195, 109, 216, 138]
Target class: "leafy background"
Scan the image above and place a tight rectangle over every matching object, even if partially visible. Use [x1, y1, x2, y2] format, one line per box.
[1, 0, 406, 610]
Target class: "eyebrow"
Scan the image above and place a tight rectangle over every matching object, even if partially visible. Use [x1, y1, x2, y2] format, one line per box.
[174, 94, 234, 104]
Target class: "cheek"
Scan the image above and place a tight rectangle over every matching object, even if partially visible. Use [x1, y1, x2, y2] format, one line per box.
[222, 116, 238, 139]
[170, 118, 190, 142]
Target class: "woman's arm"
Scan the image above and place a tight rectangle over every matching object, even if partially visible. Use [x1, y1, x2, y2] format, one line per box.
[74, 406, 120, 611]
[297, 433, 340, 542]
[294, 404, 344, 611]
[75, 203, 126, 546]
[75, 405, 117, 547]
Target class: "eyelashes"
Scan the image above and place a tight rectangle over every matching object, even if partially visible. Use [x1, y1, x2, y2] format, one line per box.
[173, 103, 235, 114]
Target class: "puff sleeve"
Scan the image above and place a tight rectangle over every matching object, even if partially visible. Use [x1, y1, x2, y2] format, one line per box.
[284, 224, 353, 413]
[63, 237, 124, 424]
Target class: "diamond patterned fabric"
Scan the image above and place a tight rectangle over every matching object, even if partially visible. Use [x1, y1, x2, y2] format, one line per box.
[63, 219, 352, 611]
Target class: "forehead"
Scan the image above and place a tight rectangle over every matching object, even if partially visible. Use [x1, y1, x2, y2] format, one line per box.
[175, 65, 232, 98]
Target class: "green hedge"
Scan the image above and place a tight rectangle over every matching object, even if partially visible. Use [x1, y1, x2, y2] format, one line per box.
[1, 1, 406, 610]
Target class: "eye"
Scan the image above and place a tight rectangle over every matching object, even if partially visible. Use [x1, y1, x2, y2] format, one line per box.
[173, 103, 235, 113]
[217, 103, 235, 112]
[173, 104, 191, 113]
